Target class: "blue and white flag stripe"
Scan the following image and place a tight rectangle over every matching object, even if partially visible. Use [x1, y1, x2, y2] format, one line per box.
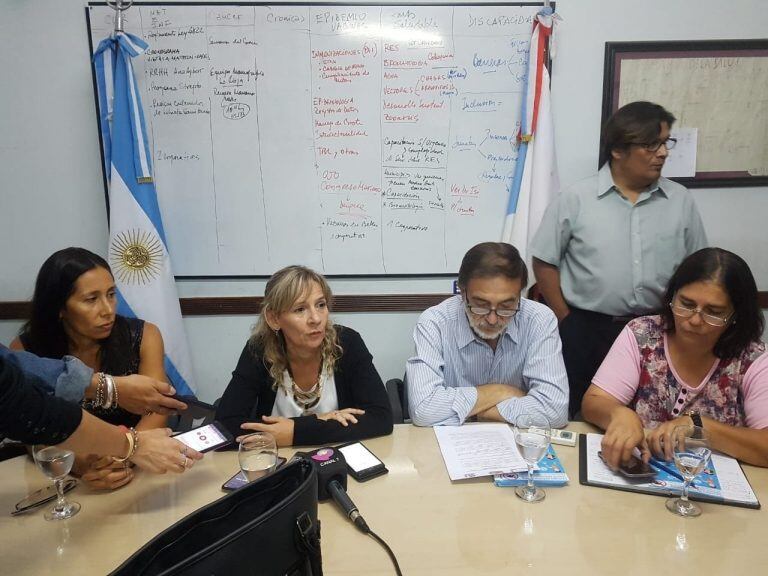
[502, 8, 560, 269]
[93, 32, 196, 396]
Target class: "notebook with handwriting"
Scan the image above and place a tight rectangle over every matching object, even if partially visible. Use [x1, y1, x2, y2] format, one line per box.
[579, 433, 760, 509]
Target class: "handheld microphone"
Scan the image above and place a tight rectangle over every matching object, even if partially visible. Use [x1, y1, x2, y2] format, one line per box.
[302, 447, 369, 533]
[327, 478, 369, 532]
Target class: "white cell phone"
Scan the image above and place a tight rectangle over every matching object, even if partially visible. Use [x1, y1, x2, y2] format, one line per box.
[337, 441, 388, 482]
[173, 421, 233, 453]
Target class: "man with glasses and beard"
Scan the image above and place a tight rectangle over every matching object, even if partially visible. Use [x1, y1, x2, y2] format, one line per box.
[530, 101, 708, 419]
[406, 242, 568, 428]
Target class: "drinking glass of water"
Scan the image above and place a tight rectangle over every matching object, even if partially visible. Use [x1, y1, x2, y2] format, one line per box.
[238, 432, 278, 482]
[513, 414, 551, 503]
[666, 425, 712, 518]
[32, 446, 81, 521]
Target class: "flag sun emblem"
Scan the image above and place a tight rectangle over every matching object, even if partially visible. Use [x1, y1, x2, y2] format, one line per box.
[110, 229, 164, 285]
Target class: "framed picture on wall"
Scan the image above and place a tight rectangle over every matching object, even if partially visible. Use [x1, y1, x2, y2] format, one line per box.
[602, 39, 768, 188]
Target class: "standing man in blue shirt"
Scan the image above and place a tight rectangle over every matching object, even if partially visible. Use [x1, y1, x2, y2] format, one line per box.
[530, 101, 708, 418]
[406, 242, 568, 428]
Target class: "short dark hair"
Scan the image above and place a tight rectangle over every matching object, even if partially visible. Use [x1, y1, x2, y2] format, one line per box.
[661, 248, 764, 359]
[599, 101, 676, 167]
[21, 247, 112, 358]
[457, 242, 528, 290]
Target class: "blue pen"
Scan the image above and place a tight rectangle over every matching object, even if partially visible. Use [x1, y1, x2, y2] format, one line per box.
[649, 457, 697, 488]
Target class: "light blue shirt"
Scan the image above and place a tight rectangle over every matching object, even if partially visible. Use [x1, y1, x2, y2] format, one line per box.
[530, 164, 708, 316]
[406, 295, 568, 428]
[0, 345, 92, 402]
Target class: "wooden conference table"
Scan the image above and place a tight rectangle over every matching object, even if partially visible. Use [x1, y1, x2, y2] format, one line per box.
[0, 422, 766, 575]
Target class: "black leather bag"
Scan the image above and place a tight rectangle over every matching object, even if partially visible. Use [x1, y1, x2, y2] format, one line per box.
[110, 459, 322, 576]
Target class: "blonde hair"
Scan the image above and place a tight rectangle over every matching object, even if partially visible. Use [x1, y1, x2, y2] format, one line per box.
[250, 265, 341, 388]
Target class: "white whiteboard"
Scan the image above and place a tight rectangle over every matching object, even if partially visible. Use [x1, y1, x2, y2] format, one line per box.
[87, 3, 541, 275]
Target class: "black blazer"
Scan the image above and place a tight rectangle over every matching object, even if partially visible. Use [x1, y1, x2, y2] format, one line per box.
[216, 326, 393, 445]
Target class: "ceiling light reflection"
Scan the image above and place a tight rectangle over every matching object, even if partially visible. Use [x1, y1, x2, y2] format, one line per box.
[342, 24, 443, 45]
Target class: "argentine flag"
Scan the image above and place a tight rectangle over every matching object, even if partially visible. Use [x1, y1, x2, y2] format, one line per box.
[502, 7, 559, 268]
[93, 32, 196, 396]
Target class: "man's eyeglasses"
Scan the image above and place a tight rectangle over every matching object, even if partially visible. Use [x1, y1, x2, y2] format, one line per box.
[636, 137, 677, 152]
[669, 302, 732, 327]
[465, 303, 520, 318]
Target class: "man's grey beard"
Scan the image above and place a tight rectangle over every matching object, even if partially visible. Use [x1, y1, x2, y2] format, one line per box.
[466, 311, 508, 340]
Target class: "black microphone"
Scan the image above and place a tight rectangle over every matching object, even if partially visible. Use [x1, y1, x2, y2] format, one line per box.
[327, 478, 369, 532]
[301, 447, 370, 533]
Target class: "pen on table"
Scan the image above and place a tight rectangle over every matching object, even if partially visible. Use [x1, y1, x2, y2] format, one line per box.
[648, 457, 697, 487]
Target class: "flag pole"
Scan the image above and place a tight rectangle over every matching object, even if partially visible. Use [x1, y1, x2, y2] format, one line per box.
[107, 0, 133, 36]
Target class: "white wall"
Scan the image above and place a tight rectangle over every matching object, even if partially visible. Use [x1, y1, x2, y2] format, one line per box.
[1, 0, 766, 402]
[550, 0, 768, 284]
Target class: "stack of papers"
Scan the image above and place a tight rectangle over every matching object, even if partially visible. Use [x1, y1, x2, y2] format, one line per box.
[433, 423, 531, 481]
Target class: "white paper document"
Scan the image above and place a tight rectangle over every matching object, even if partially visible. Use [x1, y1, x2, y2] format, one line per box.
[434, 423, 529, 481]
[662, 127, 698, 178]
[709, 453, 759, 505]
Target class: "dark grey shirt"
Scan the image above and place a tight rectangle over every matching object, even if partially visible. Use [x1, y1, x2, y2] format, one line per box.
[530, 165, 708, 316]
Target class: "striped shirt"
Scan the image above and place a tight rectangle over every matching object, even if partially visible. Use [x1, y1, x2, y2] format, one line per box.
[406, 295, 568, 427]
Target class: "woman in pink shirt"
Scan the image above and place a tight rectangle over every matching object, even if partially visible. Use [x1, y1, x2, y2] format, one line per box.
[582, 248, 768, 469]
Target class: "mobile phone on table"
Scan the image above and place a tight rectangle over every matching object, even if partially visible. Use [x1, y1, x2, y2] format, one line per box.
[221, 457, 287, 491]
[173, 421, 233, 453]
[337, 441, 388, 482]
[598, 451, 656, 479]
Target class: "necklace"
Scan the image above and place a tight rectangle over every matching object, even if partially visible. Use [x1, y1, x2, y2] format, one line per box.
[289, 362, 325, 413]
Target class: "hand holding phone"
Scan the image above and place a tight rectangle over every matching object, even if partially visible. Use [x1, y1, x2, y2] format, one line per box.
[598, 451, 656, 479]
[337, 441, 388, 482]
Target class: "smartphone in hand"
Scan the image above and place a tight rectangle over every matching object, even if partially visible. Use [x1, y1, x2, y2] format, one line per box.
[174, 421, 233, 453]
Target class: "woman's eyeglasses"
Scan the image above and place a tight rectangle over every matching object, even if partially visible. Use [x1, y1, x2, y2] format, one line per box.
[669, 302, 731, 327]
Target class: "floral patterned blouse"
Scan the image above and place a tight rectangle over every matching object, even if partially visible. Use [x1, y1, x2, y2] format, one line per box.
[593, 315, 768, 429]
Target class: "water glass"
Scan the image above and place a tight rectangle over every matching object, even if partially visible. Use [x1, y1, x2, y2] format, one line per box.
[33, 445, 81, 521]
[666, 425, 711, 517]
[238, 432, 278, 482]
[513, 414, 551, 503]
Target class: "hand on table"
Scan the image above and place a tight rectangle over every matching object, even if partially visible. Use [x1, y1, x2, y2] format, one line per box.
[600, 406, 650, 470]
[240, 416, 296, 447]
[80, 455, 133, 490]
[646, 416, 694, 461]
[316, 408, 365, 426]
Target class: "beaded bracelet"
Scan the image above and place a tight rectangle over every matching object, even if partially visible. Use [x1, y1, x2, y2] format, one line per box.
[114, 427, 139, 462]
[95, 372, 107, 407]
[94, 373, 119, 410]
